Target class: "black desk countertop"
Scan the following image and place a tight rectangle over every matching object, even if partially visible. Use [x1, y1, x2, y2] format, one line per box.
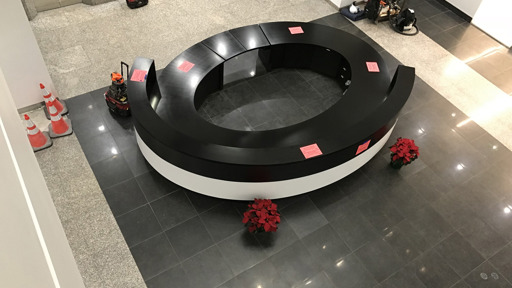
[129, 22, 415, 182]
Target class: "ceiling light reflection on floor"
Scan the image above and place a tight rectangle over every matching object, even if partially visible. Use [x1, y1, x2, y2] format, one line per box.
[456, 97, 512, 128]
[336, 259, 344, 267]
[456, 163, 465, 171]
[463, 46, 502, 64]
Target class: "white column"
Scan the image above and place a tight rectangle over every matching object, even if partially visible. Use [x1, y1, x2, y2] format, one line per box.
[329, 0, 355, 9]
[0, 0, 56, 109]
[472, 0, 512, 48]
[0, 68, 85, 288]
[446, 0, 482, 17]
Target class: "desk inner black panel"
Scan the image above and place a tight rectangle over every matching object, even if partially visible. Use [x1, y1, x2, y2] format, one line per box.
[228, 24, 270, 50]
[202, 31, 246, 60]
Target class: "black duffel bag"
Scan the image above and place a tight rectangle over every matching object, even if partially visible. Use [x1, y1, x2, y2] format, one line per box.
[126, 0, 148, 9]
[364, 0, 381, 21]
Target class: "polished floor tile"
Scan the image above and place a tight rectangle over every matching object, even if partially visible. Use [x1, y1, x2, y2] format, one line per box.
[269, 241, 322, 287]
[129, 233, 179, 280]
[253, 218, 299, 257]
[217, 231, 266, 276]
[90, 154, 133, 189]
[150, 191, 197, 230]
[281, 196, 328, 238]
[122, 147, 153, 177]
[102, 178, 147, 217]
[301, 224, 351, 270]
[135, 170, 181, 202]
[330, 207, 380, 251]
[199, 202, 245, 242]
[165, 216, 214, 261]
[381, 220, 425, 263]
[490, 244, 512, 282]
[458, 217, 508, 259]
[380, 266, 427, 288]
[78, 132, 119, 165]
[411, 250, 461, 288]
[355, 238, 405, 282]
[324, 253, 378, 288]
[407, 205, 454, 249]
[434, 232, 485, 277]
[181, 246, 234, 288]
[218, 259, 278, 288]
[201, 68, 342, 131]
[145, 265, 192, 288]
[463, 261, 512, 288]
[115, 204, 162, 248]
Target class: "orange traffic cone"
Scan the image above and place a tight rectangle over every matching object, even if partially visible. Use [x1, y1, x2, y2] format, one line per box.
[41, 83, 68, 120]
[48, 101, 73, 138]
[24, 114, 53, 151]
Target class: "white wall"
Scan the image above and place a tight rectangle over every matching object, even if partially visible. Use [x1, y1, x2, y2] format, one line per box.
[0, 68, 84, 288]
[446, 0, 482, 17]
[329, 0, 354, 9]
[0, 0, 56, 109]
[472, 0, 512, 48]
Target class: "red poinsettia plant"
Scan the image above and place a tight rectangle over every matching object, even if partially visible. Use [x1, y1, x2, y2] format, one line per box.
[389, 137, 420, 168]
[242, 198, 281, 233]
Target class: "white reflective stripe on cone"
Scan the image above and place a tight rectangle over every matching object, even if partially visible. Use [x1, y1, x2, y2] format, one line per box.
[40, 83, 52, 102]
[49, 105, 61, 121]
[24, 115, 40, 135]
[26, 124, 40, 136]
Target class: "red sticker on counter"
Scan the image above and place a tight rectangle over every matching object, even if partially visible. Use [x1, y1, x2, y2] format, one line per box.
[300, 143, 323, 159]
[131, 69, 147, 82]
[366, 62, 380, 72]
[178, 61, 195, 72]
[289, 26, 304, 34]
[356, 140, 371, 155]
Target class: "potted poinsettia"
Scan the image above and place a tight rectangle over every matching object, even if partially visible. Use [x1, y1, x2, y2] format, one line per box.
[389, 137, 420, 169]
[242, 198, 281, 233]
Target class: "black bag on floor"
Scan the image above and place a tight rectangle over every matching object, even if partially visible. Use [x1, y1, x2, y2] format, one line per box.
[126, 0, 148, 9]
[364, 0, 381, 21]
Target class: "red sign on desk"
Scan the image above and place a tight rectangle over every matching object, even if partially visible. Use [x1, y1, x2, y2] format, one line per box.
[366, 62, 380, 72]
[177, 61, 195, 72]
[130, 69, 147, 82]
[289, 26, 304, 34]
[300, 143, 323, 159]
[356, 140, 371, 155]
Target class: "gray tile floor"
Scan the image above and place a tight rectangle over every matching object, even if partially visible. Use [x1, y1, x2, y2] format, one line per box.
[201, 68, 343, 131]
[63, 8, 512, 288]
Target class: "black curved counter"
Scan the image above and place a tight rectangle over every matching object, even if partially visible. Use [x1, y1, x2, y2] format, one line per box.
[128, 22, 415, 200]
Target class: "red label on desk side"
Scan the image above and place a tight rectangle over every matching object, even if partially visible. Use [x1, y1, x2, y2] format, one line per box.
[300, 143, 322, 159]
[130, 69, 147, 82]
[366, 62, 380, 72]
[356, 140, 371, 155]
[289, 26, 304, 34]
[177, 61, 195, 72]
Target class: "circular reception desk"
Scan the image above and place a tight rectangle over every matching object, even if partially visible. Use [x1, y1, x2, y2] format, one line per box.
[128, 22, 415, 200]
